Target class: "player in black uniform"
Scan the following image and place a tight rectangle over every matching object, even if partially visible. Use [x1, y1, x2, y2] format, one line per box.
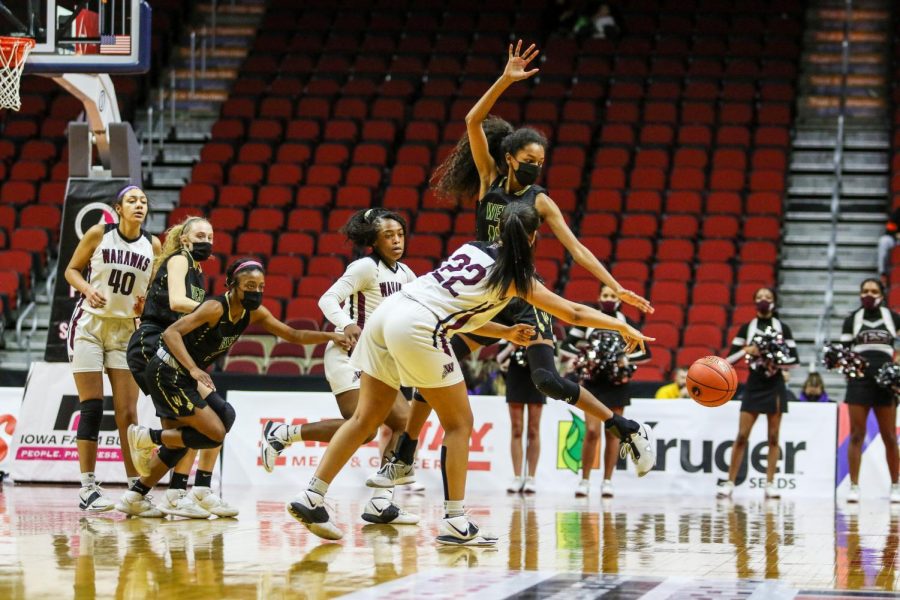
[115, 258, 348, 517]
[368, 40, 654, 489]
[126, 216, 235, 518]
[840, 278, 900, 503]
[717, 287, 798, 500]
[561, 285, 651, 499]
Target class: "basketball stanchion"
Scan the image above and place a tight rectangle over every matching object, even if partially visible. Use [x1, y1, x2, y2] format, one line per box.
[0, 36, 35, 111]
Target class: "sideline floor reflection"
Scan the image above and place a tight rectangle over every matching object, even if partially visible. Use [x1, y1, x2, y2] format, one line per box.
[1, 484, 900, 598]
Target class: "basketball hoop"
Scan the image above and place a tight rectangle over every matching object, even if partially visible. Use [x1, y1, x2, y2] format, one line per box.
[0, 36, 35, 111]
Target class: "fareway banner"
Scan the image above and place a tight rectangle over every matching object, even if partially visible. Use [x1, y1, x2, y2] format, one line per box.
[10, 362, 161, 483]
[223, 393, 837, 498]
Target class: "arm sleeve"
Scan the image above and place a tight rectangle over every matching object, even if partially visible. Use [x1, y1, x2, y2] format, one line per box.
[726, 323, 749, 364]
[625, 316, 651, 363]
[318, 259, 376, 330]
[840, 314, 854, 346]
[779, 322, 799, 366]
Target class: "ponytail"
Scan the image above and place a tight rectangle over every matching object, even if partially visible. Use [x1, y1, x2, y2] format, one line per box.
[430, 115, 513, 203]
[485, 203, 539, 298]
[154, 216, 209, 271]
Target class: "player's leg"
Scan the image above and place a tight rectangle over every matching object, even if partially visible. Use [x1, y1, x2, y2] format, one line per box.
[523, 402, 543, 490]
[874, 403, 900, 502]
[577, 414, 602, 498]
[189, 446, 239, 517]
[763, 411, 783, 498]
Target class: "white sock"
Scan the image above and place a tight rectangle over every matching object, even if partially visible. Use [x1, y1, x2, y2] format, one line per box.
[80, 472, 95, 487]
[371, 487, 393, 500]
[284, 424, 302, 443]
[444, 500, 464, 518]
[308, 476, 329, 497]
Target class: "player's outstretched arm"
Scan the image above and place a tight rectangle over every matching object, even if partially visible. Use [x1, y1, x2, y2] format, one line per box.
[251, 305, 350, 349]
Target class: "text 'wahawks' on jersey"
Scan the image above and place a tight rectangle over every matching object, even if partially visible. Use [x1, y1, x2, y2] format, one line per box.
[80, 223, 154, 319]
[319, 254, 416, 332]
[476, 175, 546, 242]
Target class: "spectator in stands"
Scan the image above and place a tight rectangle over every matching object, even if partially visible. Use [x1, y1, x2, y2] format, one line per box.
[878, 208, 900, 285]
[587, 3, 620, 39]
[797, 372, 830, 402]
[376, 40, 654, 484]
[655, 367, 689, 399]
[717, 287, 798, 500]
[126, 215, 236, 519]
[497, 342, 545, 494]
[561, 285, 651, 498]
[64, 186, 160, 513]
[841, 278, 900, 503]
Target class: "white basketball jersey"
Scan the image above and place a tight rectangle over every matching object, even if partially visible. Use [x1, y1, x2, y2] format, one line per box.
[319, 255, 417, 331]
[80, 224, 154, 318]
[402, 241, 513, 337]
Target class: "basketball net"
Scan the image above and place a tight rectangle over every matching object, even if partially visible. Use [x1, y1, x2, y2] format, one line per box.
[0, 37, 35, 111]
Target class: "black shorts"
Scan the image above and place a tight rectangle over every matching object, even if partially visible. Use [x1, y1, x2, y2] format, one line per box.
[739, 384, 788, 414]
[464, 297, 555, 347]
[146, 355, 208, 420]
[126, 323, 165, 395]
[505, 359, 546, 405]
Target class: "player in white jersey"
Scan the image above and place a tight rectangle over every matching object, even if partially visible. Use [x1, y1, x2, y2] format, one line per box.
[287, 202, 656, 546]
[64, 185, 161, 512]
[261, 208, 419, 525]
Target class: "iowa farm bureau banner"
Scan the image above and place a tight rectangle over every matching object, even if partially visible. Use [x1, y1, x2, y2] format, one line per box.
[223, 393, 838, 498]
[45, 178, 133, 362]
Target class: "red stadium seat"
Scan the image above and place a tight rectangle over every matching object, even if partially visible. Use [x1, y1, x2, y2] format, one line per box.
[653, 262, 691, 282]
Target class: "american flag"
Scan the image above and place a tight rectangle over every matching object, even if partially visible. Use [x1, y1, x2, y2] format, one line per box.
[99, 35, 131, 55]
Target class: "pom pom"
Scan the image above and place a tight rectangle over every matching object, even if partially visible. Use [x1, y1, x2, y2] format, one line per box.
[876, 362, 900, 395]
[822, 343, 869, 380]
[572, 330, 636, 385]
[512, 345, 528, 368]
[745, 327, 792, 376]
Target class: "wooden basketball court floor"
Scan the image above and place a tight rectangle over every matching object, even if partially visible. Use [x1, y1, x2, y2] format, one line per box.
[2, 484, 900, 599]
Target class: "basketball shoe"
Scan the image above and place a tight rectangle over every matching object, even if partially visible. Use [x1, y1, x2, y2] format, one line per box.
[260, 420, 288, 473]
[847, 484, 860, 503]
[716, 480, 735, 498]
[522, 477, 536, 494]
[575, 479, 590, 497]
[287, 490, 343, 540]
[158, 489, 210, 519]
[79, 482, 114, 513]
[618, 422, 655, 477]
[116, 490, 164, 518]
[437, 515, 498, 547]
[361, 488, 419, 525]
[601, 479, 614, 498]
[127, 424, 155, 477]
[191, 486, 239, 517]
[366, 455, 416, 488]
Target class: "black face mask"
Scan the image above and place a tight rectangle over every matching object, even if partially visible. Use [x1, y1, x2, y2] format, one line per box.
[241, 291, 262, 311]
[513, 161, 541, 186]
[189, 242, 212, 262]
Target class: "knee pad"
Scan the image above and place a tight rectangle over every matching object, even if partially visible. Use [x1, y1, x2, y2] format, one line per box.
[76, 399, 104, 442]
[205, 392, 235, 433]
[180, 427, 221, 449]
[158, 446, 189, 468]
[527, 345, 580, 404]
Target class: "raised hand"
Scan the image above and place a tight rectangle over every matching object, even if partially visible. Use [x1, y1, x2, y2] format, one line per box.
[617, 288, 654, 314]
[502, 39, 540, 82]
[620, 324, 654, 355]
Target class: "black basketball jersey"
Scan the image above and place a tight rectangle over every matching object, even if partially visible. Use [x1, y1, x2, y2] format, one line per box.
[142, 250, 206, 326]
[163, 295, 250, 369]
[475, 175, 546, 242]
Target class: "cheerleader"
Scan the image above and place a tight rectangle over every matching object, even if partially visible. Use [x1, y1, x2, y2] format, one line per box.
[64, 185, 160, 511]
[126, 216, 235, 519]
[497, 343, 545, 494]
[286, 203, 654, 546]
[717, 287, 798, 499]
[117, 258, 347, 517]
[841, 278, 900, 503]
[260, 208, 418, 524]
[562, 285, 651, 498]
[367, 40, 652, 488]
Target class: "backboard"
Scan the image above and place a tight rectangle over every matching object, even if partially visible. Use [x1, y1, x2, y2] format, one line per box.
[0, 0, 150, 74]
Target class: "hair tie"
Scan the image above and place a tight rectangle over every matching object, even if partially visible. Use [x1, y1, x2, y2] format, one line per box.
[116, 185, 142, 201]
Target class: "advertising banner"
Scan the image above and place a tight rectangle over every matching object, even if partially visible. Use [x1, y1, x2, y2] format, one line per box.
[223, 393, 837, 498]
[0, 387, 22, 477]
[835, 403, 900, 499]
[9, 362, 161, 483]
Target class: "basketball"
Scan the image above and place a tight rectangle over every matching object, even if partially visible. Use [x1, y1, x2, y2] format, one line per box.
[687, 356, 738, 407]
